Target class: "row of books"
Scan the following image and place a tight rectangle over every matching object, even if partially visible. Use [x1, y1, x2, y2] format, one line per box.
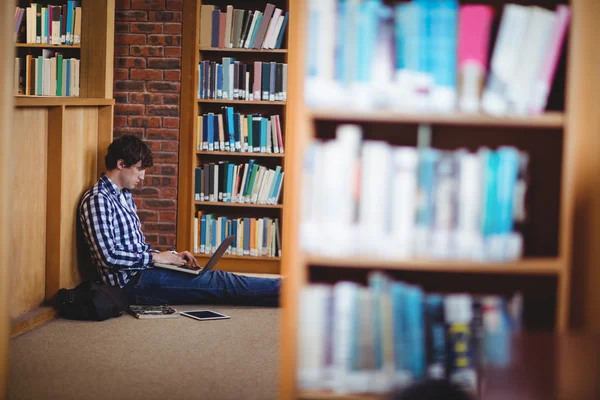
[196, 109, 284, 154]
[194, 213, 282, 257]
[305, 1, 569, 116]
[298, 273, 522, 394]
[199, 3, 288, 50]
[14, 53, 80, 96]
[198, 60, 287, 102]
[15, 2, 82, 45]
[194, 161, 284, 205]
[301, 125, 527, 262]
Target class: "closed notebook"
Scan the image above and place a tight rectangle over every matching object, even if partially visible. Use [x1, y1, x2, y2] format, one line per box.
[129, 305, 179, 319]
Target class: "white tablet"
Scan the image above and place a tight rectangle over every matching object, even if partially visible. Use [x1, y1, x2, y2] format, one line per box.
[180, 310, 230, 321]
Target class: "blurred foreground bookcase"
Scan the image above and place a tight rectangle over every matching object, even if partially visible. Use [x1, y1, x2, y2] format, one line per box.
[279, 0, 600, 399]
[178, 0, 290, 274]
[10, 0, 115, 336]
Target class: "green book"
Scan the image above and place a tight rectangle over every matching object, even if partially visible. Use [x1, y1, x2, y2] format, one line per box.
[245, 164, 259, 202]
[37, 56, 43, 96]
[56, 54, 63, 96]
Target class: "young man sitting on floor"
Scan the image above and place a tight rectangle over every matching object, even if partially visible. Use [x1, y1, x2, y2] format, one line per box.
[78, 135, 280, 307]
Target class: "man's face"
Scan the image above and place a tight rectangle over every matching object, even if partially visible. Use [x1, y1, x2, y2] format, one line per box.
[122, 160, 146, 190]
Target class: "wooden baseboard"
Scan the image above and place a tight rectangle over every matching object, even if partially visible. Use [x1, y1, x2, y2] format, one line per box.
[10, 307, 57, 338]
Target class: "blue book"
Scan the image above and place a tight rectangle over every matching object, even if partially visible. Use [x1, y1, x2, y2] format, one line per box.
[200, 214, 207, 253]
[368, 272, 388, 371]
[226, 163, 234, 203]
[416, 148, 439, 229]
[496, 147, 519, 235]
[243, 159, 256, 199]
[207, 113, 214, 151]
[221, 217, 228, 244]
[243, 217, 251, 255]
[391, 282, 407, 377]
[248, 13, 263, 49]
[225, 107, 235, 151]
[217, 64, 223, 99]
[222, 58, 231, 99]
[428, 0, 458, 91]
[482, 151, 499, 237]
[394, 3, 421, 71]
[274, 12, 289, 49]
[260, 118, 268, 153]
[66, 1, 73, 44]
[357, 0, 380, 83]
[212, 114, 219, 152]
[405, 285, 425, 380]
[212, 219, 218, 252]
[268, 166, 282, 203]
[425, 294, 446, 379]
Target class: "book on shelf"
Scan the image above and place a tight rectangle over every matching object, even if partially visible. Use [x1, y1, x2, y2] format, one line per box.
[15, 2, 82, 45]
[304, 0, 570, 116]
[128, 305, 179, 319]
[298, 272, 521, 394]
[15, 51, 80, 96]
[194, 160, 284, 205]
[300, 124, 527, 262]
[193, 212, 281, 258]
[198, 58, 287, 102]
[199, 3, 288, 50]
[196, 107, 284, 154]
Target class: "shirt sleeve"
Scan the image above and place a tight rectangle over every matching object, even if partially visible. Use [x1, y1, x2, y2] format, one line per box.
[79, 193, 153, 271]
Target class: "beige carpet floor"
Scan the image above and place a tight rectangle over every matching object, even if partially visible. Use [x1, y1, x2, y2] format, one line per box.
[9, 305, 280, 400]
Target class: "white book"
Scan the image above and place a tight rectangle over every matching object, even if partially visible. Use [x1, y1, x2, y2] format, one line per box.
[481, 4, 531, 115]
[265, 118, 271, 153]
[75, 59, 81, 96]
[52, 18, 61, 45]
[262, 8, 282, 49]
[274, 171, 284, 204]
[455, 152, 484, 260]
[268, 15, 285, 49]
[50, 57, 56, 97]
[251, 167, 266, 203]
[194, 216, 199, 253]
[73, 7, 82, 45]
[26, 7, 32, 43]
[238, 163, 249, 203]
[14, 58, 20, 96]
[332, 282, 359, 394]
[43, 58, 51, 96]
[260, 170, 275, 204]
[390, 147, 418, 259]
[41, 8, 47, 44]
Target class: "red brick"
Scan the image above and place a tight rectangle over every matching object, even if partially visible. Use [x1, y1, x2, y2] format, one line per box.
[115, 0, 131, 9]
[114, 92, 128, 103]
[128, 116, 162, 128]
[152, 152, 178, 163]
[132, 0, 166, 10]
[148, 34, 181, 46]
[164, 46, 181, 57]
[131, 22, 163, 34]
[114, 68, 129, 80]
[145, 234, 158, 245]
[114, 115, 128, 127]
[158, 235, 176, 246]
[163, 94, 179, 105]
[114, 44, 129, 56]
[148, 141, 162, 152]
[146, 128, 179, 140]
[129, 93, 163, 104]
[164, 24, 182, 35]
[166, 0, 183, 11]
[143, 223, 176, 233]
[163, 117, 179, 128]
[115, 10, 147, 22]
[144, 199, 176, 209]
[115, 57, 147, 68]
[115, 22, 130, 33]
[114, 33, 146, 45]
[114, 128, 145, 139]
[147, 58, 180, 69]
[148, 11, 182, 22]
[134, 198, 144, 209]
[146, 81, 180, 93]
[162, 177, 177, 187]
[147, 105, 179, 116]
[159, 211, 176, 222]
[150, 177, 161, 186]
[115, 104, 145, 116]
[130, 69, 163, 81]
[164, 70, 180, 81]
[161, 141, 179, 151]
[137, 210, 159, 222]
[137, 187, 160, 198]
[115, 80, 146, 91]
[161, 165, 178, 177]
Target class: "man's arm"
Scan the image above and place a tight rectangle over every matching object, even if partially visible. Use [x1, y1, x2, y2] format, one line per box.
[80, 193, 152, 270]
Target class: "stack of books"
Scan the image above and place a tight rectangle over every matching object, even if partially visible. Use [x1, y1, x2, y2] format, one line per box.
[198, 59, 287, 102]
[298, 272, 522, 394]
[305, 0, 570, 116]
[195, 160, 284, 205]
[194, 213, 281, 258]
[15, 51, 80, 96]
[15, 2, 82, 45]
[301, 125, 527, 262]
[197, 107, 284, 153]
[199, 3, 289, 50]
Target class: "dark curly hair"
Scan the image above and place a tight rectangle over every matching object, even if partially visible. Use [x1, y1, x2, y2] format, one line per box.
[105, 135, 154, 170]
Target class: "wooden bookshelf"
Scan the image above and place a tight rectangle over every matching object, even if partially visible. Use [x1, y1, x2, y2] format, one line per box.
[195, 253, 281, 262]
[10, 0, 115, 335]
[178, 0, 289, 275]
[279, 1, 600, 399]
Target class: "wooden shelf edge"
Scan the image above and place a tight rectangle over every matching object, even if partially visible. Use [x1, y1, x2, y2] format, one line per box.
[16, 43, 81, 49]
[196, 151, 285, 158]
[15, 96, 115, 107]
[298, 391, 380, 400]
[11, 306, 57, 338]
[194, 253, 281, 261]
[305, 255, 563, 275]
[198, 99, 286, 105]
[199, 46, 287, 53]
[308, 109, 565, 128]
[194, 201, 283, 209]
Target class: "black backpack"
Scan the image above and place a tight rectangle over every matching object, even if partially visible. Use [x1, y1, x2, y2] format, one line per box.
[55, 281, 129, 321]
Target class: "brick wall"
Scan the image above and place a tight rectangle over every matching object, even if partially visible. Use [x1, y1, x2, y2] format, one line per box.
[114, 0, 183, 250]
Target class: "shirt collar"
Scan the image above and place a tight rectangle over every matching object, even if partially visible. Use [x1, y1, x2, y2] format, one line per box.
[100, 173, 129, 196]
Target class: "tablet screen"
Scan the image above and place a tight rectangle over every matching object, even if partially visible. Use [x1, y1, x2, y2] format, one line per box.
[181, 310, 229, 320]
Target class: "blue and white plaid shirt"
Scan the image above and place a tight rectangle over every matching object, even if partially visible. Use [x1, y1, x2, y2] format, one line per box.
[79, 174, 154, 288]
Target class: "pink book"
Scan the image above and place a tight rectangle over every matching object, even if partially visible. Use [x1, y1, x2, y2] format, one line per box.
[275, 115, 284, 153]
[253, 61, 262, 100]
[457, 5, 494, 112]
[529, 5, 571, 114]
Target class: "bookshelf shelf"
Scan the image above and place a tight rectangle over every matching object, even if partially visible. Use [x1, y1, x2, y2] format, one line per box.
[305, 255, 563, 276]
[15, 43, 81, 49]
[308, 109, 565, 128]
[194, 201, 283, 209]
[14, 96, 114, 107]
[197, 99, 286, 105]
[199, 46, 287, 53]
[194, 253, 281, 262]
[196, 150, 284, 158]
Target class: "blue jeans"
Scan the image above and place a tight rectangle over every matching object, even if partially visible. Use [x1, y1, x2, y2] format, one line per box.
[127, 268, 280, 307]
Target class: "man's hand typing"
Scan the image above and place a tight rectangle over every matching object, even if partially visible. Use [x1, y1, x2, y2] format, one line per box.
[152, 251, 187, 266]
